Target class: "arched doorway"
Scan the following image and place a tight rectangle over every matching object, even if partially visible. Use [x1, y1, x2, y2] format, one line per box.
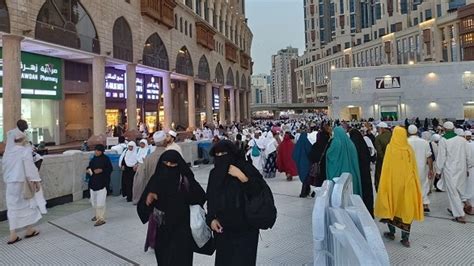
[0, 0, 10, 32]
[113, 17, 133, 62]
[143, 33, 169, 70]
[35, 0, 100, 53]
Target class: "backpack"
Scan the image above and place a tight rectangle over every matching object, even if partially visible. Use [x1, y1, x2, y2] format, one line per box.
[251, 140, 261, 157]
[244, 178, 277, 230]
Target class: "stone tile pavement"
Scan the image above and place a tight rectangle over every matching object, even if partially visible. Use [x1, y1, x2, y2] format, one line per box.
[0, 165, 473, 265]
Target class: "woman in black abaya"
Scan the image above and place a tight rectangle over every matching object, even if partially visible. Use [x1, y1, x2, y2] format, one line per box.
[349, 128, 374, 217]
[308, 122, 332, 187]
[139, 150, 205, 266]
[207, 140, 263, 266]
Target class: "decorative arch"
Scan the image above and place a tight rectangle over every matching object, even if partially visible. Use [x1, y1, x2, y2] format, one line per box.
[35, 0, 100, 53]
[226, 67, 234, 86]
[175, 46, 193, 76]
[215, 63, 224, 84]
[241, 74, 247, 89]
[0, 0, 10, 33]
[197, 55, 210, 81]
[113, 17, 133, 62]
[143, 33, 169, 70]
[236, 70, 240, 88]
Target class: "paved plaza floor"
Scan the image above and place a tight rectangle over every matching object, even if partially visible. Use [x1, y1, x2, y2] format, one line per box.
[1, 165, 473, 265]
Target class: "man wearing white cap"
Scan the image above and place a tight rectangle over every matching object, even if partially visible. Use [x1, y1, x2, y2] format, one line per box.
[436, 121, 472, 223]
[407, 125, 433, 212]
[132, 131, 167, 204]
[374, 122, 392, 190]
[464, 130, 474, 215]
[430, 134, 442, 192]
[165, 130, 183, 156]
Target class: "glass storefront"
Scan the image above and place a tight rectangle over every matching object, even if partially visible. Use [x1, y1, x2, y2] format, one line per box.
[0, 99, 59, 144]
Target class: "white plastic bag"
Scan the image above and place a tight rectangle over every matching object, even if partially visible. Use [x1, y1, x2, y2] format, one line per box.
[190, 205, 211, 248]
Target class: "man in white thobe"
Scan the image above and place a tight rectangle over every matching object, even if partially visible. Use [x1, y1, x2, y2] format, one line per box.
[3, 131, 45, 244]
[436, 122, 472, 223]
[407, 125, 433, 212]
[164, 130, 183, 156]
[464, 131, 474, 215]
[248, 130, 265, 173]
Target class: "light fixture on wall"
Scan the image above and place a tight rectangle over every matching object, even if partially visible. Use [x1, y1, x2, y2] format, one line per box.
[429, 101, 437, 107]
[408, 60, 414, 65]
[428, 72, 436, 78]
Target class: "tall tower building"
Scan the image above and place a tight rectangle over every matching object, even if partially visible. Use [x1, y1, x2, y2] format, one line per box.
[271, 47, 299, 104]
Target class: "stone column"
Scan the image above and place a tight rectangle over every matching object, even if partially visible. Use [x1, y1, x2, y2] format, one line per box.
[229, 87, 235, 123]
[2, 35, 23, 140]
[200, 0, 205, 17]
[92, 56, 106, 135]
[126, 64, 137, 131]
[187, 78, 196, 130]
[209, 7, 214, 25]
[205, 82, 213, 124]
[247, 91, 251, 120]
[219, 85, 226, 125]
[163, 72, 172, 130]
[235, 90, 241, 123]
[243, 90, 248, 120]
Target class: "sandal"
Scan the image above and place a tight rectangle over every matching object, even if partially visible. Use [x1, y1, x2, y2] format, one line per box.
[7, 236, 22, 245]
[383, 232, 395, 241]
[452, 217, 466, 224]
[91, 217, 97, 222]
[94, 220, 106, 227]
[25, 231, 40, 239]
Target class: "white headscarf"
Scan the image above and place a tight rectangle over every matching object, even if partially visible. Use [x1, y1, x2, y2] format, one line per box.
[137, 139, 150, 164]
[119, 141, 138, 167]
[3, 131, 40, 183]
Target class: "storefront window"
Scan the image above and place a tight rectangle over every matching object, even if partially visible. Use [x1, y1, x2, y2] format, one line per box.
[0, 99, 58, 144]
[35, 0, 100, 54]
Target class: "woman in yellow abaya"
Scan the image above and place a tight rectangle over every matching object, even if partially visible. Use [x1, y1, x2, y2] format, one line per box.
[374, 126, 424, 248]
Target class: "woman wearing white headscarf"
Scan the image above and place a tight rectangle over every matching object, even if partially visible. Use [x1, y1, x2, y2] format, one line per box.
[3, 131, 46, 244]
[263, 131, 278, 178]
[137, 139, 151, 164]
[119, 141, 138, 202]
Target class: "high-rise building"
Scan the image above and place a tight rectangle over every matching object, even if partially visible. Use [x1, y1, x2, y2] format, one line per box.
[251, 74, 271, 104]
[298, 0, 474, 104]
[271, 47, 299, 104]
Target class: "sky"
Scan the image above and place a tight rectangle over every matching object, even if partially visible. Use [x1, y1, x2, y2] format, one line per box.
[247, 0, 305, 75]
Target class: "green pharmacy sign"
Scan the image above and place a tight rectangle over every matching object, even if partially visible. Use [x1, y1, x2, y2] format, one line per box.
[0, 48, 63, 100]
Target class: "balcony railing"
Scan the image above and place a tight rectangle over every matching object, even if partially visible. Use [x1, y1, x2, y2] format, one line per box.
[226, 42, 238, 63]
[141, 0, 176, 29]
[196, 22, 216, 51]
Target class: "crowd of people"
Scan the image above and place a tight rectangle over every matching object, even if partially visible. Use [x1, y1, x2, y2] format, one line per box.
[3, 114, 474, 264]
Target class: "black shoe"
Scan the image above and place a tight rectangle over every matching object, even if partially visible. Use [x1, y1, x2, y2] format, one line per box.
[424, 208, 430, 213]
[310, 191, 316, 198]
[299, 193, 308, 198]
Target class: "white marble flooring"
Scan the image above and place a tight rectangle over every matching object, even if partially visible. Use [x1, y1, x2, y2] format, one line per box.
[0, 165, 473, 265]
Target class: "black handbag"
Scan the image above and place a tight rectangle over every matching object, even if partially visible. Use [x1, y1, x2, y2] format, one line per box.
[193, 235, 216, 255]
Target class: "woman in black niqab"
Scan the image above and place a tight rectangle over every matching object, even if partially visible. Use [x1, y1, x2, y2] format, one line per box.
[207, 140, 263, 266]
[137, 150, 205, 266]
[349, 128, 374, 217]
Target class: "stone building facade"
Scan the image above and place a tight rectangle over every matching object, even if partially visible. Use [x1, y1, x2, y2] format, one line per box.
[0, 0, 252, 144]
[297, 0, 474, 106]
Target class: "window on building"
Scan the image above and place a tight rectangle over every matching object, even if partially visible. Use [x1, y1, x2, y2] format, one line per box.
[436, 5, 442, 17]
[414, 17, 418, 25]
[175, 14, 178, 29]
[350, 0, 355, 12]
[375, 3, 382, 19]
[185, 21, 188, 35]
[425, 9, 432, 20]
[339, 0, 344, 13]
[190, 24, 192, 38]
[397, 40, 402, 64]
[35, 0, 100, 53]
[400, 0, 408, 14]
[185, 0, 192, 9]
[350, 14, 355, 28]
[180, 17, 183, 32]
[176, 46, 194, 76]
[112, 17, 133, 62]
[311, 18, 315, 29]
[143, 33, 170, 70]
